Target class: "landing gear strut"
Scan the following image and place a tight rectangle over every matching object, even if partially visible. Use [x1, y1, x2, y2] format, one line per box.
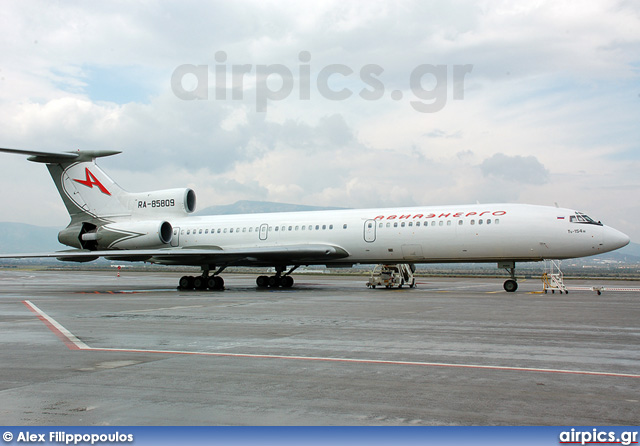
[178, 266, 225, 291]
[500, 261, 518, 292]
[257, 265, 298, 289]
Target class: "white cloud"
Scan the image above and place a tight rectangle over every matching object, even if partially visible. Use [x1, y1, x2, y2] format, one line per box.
[480, 153, 549, 184]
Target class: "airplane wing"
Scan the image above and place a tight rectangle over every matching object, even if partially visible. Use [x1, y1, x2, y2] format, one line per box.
[0, 244, 350, 266]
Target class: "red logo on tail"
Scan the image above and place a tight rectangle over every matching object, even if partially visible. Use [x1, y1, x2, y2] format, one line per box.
[73, 168, 111, 196]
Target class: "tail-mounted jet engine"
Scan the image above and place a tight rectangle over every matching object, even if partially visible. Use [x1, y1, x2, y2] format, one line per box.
[60, 221, 173, 250]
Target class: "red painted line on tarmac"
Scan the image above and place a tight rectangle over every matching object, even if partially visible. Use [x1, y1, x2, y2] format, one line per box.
[22, 300, 640, 379]
[76, 290, 141, 294]
[22, 300, 89, 350]
[84, 347, 640, 379]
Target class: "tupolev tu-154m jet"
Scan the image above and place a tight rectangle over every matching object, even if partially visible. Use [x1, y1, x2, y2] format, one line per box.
[0, 148, 630, 292]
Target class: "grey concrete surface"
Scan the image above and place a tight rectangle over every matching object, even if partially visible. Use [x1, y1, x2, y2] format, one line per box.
[0, 269, 638, 425]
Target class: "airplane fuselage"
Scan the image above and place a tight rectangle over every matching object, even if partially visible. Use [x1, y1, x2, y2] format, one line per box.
[152, 203, 628, 266]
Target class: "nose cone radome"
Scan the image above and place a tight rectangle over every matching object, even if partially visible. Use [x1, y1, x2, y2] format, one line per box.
[604, 226, 631, 252]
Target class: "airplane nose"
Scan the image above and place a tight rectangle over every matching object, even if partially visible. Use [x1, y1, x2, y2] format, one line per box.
[603, 226, 630, 251]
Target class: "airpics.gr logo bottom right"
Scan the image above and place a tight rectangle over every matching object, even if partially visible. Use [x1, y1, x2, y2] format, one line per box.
[559, 428, 638, 445]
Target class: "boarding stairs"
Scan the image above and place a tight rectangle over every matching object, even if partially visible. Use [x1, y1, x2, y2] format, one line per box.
[542, 259, 568, 294]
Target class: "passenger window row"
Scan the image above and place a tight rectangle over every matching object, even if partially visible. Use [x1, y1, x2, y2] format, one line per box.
[181, 223, 349, 236]
[378, 219, 500, 228]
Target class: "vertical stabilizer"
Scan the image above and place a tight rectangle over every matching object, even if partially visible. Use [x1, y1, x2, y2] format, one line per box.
[47, 158, 130, 223]
[0, 148, 129, 224]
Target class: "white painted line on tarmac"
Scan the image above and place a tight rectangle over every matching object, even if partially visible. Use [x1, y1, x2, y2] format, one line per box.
[23, 300, 90, 350]
[567, 286, 640, 292]
[22, 300, 640, 379]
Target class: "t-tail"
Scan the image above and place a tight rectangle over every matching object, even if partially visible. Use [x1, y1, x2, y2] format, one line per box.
[0, 148, 196, 251]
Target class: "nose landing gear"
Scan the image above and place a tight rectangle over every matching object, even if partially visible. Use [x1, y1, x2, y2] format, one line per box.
[500, 261, 518, 292]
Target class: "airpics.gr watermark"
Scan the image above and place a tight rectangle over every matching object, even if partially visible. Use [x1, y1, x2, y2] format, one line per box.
[171, 51, 473, 113]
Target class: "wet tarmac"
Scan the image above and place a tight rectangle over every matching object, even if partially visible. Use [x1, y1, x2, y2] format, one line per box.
[0, 269, 638, 425]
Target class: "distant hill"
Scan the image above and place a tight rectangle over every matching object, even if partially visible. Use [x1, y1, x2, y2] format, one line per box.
[598, 243, 640, 263]
[0, 222, 66, 254]
[196, 200, 347, 215]
[617, 242, 640, 258]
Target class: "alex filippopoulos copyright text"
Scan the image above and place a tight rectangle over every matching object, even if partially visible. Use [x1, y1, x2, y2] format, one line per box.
[4, 431, 133, 445]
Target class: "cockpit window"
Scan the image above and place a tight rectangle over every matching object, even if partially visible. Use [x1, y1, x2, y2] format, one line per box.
[570, 212, 603, 226]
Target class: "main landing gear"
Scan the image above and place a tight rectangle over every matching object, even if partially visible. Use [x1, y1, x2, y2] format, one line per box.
[256, 266, 298, 289]
[500, 261, 518, 293]
[178, 265, 301, 291]
[178, 266, 225, 291]
[179, 274, 224, 291]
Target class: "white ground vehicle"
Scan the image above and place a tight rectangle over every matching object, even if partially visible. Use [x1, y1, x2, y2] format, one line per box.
[366, 264, 416, 289]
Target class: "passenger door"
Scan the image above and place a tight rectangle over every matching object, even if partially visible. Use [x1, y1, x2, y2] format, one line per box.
[259, 223, 269, 241]
[363, 220, 376, 243]
[171, 227, 180, 247]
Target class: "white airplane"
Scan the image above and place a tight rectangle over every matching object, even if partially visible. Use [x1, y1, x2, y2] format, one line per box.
[0, 148, 630, 292]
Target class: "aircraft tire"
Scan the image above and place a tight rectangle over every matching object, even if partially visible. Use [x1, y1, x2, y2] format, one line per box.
[179, 275, 194, 290]
[205, 276, 222, 290]
[503, 279, 518, 292]
[268, 276, 281, 288]
[193, 276, 208, 290]
[256, 275, 269, 288]
[281, 275, 294, 288]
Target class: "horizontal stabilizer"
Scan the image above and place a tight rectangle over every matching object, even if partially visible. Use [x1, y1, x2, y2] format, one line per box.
[0, 147, 121, 163]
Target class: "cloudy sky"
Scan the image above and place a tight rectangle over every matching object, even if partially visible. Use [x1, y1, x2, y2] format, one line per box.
[1, 1, 639, 240]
